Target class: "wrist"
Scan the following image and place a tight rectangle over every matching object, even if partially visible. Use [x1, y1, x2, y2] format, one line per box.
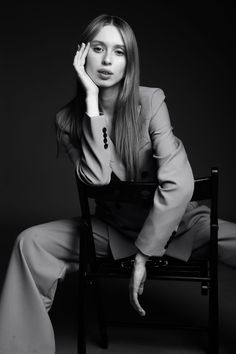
[86, 94, 99, 117]
[86, 91, 99, 101]
[135, 251, 149, 265]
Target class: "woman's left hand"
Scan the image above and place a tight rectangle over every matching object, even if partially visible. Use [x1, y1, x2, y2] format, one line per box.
[129, 252, 148, 316]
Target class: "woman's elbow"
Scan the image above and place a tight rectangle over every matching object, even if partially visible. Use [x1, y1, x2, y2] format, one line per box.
[179, 166, 194, 203]
[76, 165, 111, 186]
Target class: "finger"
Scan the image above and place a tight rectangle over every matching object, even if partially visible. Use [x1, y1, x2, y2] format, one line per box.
[132, 292, 146, 316]
[73, 52, 82, 69]
[138, 282, 144, 295]
[129, 284, 146, 316]
[73, 46, 86, 69]
[81, 42, 90, 62]
[133, 271, 144, 295]
[73, 50, 79, 65]
[76, 43, 85, 59]
[138, 270, 147, 295]
[130, 272, 145, 314]
[84, 42, 90, 55]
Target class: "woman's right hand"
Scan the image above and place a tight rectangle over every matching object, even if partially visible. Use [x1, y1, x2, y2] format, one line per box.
[73, 42, 99, 97]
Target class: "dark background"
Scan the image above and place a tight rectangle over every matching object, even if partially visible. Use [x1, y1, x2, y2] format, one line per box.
[0, 2, 235, 282]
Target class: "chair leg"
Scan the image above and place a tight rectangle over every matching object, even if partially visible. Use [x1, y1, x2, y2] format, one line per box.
[91, 280, 108, 349]
[208, 280, 219, 353]
[78, 272, 86, 354]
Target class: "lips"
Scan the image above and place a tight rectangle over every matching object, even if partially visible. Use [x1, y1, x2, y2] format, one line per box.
[98, 69, 113, 75]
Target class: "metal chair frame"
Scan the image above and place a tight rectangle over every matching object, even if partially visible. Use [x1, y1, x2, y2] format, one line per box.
[75, 167, 219, 354]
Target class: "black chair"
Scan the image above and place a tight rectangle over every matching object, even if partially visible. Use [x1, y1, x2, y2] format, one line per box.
[75, 167, 219, 354]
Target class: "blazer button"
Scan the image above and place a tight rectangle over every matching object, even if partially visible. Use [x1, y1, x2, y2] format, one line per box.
[102, 127, 107, 133]
[103, 132, 107, 138]
[104, 143, 108, 149]
[103, 138, 108, 143]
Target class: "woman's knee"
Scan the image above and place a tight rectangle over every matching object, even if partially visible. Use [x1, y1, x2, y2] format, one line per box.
[218, 219, 236, 267]
[14, 225, 47, 264]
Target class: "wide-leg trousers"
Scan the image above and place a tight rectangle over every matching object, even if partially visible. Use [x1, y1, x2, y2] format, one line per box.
[0, 215, 236, 354]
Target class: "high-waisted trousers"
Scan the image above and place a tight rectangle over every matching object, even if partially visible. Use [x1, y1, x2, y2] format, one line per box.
[0, 214, 236, 354]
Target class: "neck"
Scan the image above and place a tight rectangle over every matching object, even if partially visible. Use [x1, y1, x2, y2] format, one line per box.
[99, 85, 120, 116]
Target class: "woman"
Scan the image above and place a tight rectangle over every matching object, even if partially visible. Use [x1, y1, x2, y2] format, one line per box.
[0, 14, 235, 354]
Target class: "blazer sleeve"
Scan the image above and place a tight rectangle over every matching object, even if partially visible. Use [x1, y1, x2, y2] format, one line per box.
[78, 113, 112, 184]
[135, 89, 194, 257]
[56, 110, 112, 185]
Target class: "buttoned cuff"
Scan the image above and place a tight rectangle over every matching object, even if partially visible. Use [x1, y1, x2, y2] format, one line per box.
[85, 112, 104, 118]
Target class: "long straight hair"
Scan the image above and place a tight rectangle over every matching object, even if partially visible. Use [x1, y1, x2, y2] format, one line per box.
[56, 14, 141, 180]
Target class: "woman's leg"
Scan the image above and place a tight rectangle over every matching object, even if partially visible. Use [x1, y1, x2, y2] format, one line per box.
[0, 216, 110, 354]
[191, 214, 236, 268]
[217, 219, 236, 266]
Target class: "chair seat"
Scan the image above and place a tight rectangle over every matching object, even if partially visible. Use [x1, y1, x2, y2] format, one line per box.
[87, 256, 209, 281]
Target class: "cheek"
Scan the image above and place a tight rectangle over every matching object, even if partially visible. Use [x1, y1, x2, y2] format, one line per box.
[118, 60, 126, 77]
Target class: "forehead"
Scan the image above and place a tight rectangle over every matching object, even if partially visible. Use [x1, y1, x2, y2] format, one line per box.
[92, 25, 124, 46]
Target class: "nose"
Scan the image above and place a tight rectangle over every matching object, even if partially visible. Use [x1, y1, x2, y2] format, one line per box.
[102, 51, 112, 65]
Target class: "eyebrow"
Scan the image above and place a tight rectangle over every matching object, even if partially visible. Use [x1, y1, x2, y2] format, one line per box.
[90, 40, 125, 49]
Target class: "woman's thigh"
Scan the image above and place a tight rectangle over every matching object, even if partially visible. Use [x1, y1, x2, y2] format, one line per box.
[16, 216, 111, 265]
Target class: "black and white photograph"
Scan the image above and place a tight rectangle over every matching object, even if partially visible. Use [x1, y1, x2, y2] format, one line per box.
[0, 2, 235, 353]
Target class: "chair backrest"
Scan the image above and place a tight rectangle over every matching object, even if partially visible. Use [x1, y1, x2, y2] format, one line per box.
[75, 168, 219, 265]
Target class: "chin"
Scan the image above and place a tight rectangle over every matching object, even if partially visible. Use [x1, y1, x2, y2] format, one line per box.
[97, 81, 116, 88]
[98, 83, 113, 88]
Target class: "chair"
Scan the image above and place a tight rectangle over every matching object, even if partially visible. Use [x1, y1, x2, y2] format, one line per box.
[75, 167, 219, 354]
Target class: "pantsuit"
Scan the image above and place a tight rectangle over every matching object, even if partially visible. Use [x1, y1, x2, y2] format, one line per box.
[0, 210, 236, 353]
[0, 217, 111, 354]
[0, 86, 236, 353]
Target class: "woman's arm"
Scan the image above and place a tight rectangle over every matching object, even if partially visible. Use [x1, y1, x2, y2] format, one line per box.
[56, 109, 113, 185]
[78, 111, 112, 185]
[74, 42, 112, 185]
[135, 89, 194, 256]
[129, 89, 194, 316]
[56, 43, 113, 185]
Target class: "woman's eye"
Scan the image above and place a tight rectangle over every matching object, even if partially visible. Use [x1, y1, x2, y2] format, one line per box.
[115, 50, 125, 56]
[93, 46, 103, 53]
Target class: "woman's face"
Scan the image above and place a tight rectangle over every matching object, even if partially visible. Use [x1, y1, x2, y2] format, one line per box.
[85, 25, 127, 89]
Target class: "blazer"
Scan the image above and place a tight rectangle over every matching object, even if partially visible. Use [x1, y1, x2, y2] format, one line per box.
[57, 86, 204, 261]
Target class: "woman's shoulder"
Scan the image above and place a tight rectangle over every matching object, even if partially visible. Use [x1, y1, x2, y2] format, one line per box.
[139, 86, 165, 97]
[139, 86, 166, 114]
